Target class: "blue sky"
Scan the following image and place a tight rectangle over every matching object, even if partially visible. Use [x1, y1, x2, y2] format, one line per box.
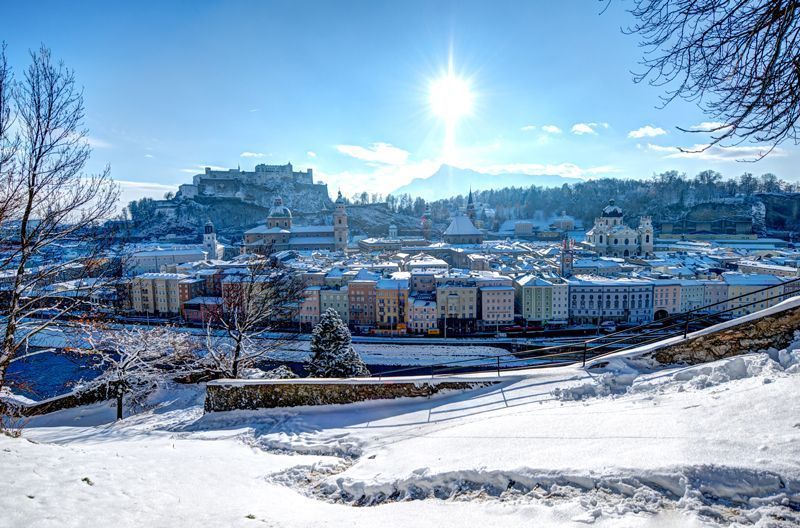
[4, 1, 798, 206]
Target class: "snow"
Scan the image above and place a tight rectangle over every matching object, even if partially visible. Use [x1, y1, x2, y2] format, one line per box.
[4, 324, 800, 526]
[5, 300, 800, 525]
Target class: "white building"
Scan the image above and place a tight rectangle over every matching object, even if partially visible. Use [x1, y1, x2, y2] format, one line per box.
[125, 247, 208, 275]
[567, 275, 654, 324]
[586, 200, 654, 258]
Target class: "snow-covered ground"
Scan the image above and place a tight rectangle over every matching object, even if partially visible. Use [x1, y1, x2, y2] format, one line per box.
[3, 336, 800, 526]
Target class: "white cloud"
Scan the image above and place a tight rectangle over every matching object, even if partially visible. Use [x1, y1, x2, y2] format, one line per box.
[315, 159, 440, 197]
[240, 151, 266, 158]
[520, 125, 536, 132]
[307, 151, 317, 158]
[541, 125, 562, 134]
[571, 122, 608, 135]
[645, 143, 785, 161]
[628, 125, 667, 139]
[478, 163, 618, 179]
[688, 121, 729, 132]
[144, 154, 154, 159]
[336, 142, 409, 165]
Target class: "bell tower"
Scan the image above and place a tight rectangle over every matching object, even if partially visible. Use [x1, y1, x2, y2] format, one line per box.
[333, 191, 349, 252]
[203, 220, 220, 260]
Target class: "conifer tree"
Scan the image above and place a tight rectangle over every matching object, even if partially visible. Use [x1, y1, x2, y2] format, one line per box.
[307, 309, 370, 378]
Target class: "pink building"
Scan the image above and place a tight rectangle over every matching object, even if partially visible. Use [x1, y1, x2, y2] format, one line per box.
[479, 285, 515, 329]
[297, 286, 321, 328]
[407, 296, 437, 334]
[652, 279, 681, 320]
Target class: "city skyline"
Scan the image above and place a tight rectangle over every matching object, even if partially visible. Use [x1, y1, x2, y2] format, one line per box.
[4, 0, 798, 208]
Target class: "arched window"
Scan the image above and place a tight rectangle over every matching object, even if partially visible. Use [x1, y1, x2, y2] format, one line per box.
[624, 239, 629, 245]
[646, 234, 650, 243]
[599, 235, 604, 243]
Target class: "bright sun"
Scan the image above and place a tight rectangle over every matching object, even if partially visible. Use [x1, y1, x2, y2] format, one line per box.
[429, 73, 474, 125]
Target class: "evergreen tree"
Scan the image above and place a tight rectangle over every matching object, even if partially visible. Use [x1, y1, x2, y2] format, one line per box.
[307, 309, 370, 378]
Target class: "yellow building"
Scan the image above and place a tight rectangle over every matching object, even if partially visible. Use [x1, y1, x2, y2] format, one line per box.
[375, 278, 409, 333]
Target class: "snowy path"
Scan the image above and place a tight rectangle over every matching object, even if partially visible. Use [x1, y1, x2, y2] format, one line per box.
[3, 343, 800, 526]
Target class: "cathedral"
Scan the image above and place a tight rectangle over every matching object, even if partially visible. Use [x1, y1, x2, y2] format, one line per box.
[586, 199, 653, 257]
[242, 192, 349, 254]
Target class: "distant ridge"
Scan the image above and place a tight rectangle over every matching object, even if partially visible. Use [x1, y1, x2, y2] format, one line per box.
[390, 164, 582, 201]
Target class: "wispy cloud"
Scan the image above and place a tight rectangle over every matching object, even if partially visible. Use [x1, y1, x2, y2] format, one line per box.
[571, 122, 608, 135]
[541, 125, 562, 134]
[240, 151, 266, 158]
[480, 162, 618, 179]
[87, 136, 113, 149]
[307, 151, 317, 158]
[116, 180, 177, 192]
[316, 159, 439, 196]
[688, 121, 729, 132]
[249, 108, 260, 113]
[116, 180, 179, 211]
[179, 164, 228, 174]
[144, 154, 154, 159]
[628, 125, 667, 139]
[645, 143, 785, 161]
[520, 125, 536, 132]
[336, 142, 409, 165]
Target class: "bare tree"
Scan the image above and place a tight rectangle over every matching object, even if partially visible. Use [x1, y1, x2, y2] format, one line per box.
[0, 44, 21, 232]
[625, 0, 800, 156]
[0, 46, 119, 391]
[77, 324, 200, 420]
[202, 256, 304, 378]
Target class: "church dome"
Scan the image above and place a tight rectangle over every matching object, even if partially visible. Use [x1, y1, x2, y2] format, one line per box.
[335, 190, 346, 205]
[601, 199, 623, 218]
[268, 196, 292, 218]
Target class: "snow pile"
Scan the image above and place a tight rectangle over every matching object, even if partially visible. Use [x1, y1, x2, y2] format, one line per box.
[314, 464, 800, 525]
[553, 334, 800, 402]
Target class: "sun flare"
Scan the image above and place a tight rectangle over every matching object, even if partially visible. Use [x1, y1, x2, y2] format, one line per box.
[429, 73, 474, 125]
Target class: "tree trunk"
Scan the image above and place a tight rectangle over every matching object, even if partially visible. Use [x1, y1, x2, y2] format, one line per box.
[116, 392, 123, 420]
[231, 340, 241, 379]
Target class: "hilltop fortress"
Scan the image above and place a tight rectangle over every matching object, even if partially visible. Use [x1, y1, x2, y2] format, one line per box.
[176, 163, 331, 213]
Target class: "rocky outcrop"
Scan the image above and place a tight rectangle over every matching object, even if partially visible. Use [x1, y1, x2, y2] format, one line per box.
[204, 378, 505, 412]
[651, 304, 800, 365]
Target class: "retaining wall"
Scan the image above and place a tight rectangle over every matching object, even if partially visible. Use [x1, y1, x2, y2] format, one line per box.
[204, 377, 506, 412]
[650, 302, 800, 365]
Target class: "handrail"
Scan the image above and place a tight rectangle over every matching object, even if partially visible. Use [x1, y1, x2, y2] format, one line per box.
[374, 279, 798, 378]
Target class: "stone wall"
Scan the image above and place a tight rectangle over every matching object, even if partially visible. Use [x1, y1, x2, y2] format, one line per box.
[1, 384, 112, 418]
[650, 304, 800, 365]
[204, 378, 505, 412]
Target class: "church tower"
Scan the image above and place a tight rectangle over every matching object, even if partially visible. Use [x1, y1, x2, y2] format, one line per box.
[638, 216, 654, 256]
[466, 188, 476, 222]
[203, 220, 221, 260]
[333, 191, 349, 252]
[421, 205, 432, 240]
[560, 236, 574, 277]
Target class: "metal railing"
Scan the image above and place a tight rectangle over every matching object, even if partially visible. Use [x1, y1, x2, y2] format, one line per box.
[374, 276, 800, 379]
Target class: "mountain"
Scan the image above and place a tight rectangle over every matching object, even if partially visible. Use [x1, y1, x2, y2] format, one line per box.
[390, 165, 582, 201]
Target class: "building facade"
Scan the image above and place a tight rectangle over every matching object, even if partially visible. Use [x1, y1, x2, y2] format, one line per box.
[243, 195, 348, 254]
